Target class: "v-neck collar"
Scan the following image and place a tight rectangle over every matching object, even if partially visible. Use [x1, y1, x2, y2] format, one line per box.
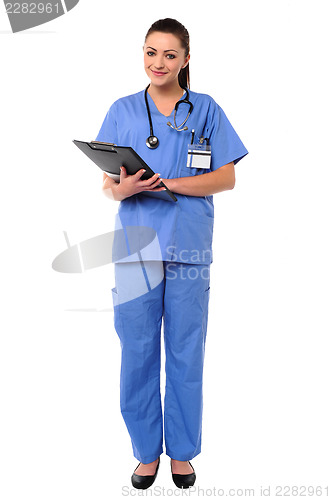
[145, 88, 188, 125]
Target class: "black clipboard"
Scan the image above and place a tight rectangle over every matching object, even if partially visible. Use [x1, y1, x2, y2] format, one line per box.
[73, 140, 177, 202]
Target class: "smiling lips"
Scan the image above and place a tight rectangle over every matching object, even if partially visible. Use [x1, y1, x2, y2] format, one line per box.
[151, 70, 167, 76]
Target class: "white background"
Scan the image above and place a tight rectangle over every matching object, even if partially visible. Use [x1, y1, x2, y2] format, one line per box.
[0, 0, 331, 498]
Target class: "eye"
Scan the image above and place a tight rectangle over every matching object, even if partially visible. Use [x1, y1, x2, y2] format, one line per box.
[147, 51, 155, 56]
[166, 54, 176, 59]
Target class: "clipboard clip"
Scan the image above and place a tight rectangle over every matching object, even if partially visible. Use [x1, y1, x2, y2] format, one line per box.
[91, 141, 117, 146]
[89, 141, 117, 152]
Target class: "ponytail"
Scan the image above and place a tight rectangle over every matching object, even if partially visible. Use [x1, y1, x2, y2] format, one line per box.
[178, 64, 190, 89]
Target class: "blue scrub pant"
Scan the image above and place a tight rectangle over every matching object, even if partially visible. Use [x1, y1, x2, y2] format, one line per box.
[112, 260, 210, 464]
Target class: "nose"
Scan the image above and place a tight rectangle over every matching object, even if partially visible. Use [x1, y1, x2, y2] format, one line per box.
[154, 55, 165, 70]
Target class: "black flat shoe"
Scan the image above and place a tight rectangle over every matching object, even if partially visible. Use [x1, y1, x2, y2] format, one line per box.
[171, 459, 196, 489]
[131, 456, 160, 490]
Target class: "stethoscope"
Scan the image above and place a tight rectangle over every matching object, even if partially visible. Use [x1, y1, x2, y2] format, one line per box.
[144, 85, 194, 149]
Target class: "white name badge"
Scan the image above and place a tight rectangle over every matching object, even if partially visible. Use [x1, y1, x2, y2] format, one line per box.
[187, 144, 211, 169]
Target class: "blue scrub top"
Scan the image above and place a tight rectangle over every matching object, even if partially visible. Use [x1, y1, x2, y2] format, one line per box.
[96, 89, 248, 264]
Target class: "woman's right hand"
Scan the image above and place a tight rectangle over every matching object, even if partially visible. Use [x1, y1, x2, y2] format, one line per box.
[102, 167, 166, 201]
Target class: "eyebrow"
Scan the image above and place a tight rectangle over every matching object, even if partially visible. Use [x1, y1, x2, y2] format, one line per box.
[146, 46, 179, 53]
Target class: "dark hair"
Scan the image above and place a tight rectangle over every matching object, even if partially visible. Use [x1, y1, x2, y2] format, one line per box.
[145, 18, 190, 89]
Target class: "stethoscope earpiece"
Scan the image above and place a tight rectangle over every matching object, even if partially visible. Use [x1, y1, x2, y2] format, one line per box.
[145, 85, 193, 149]
[167, 122, 188, 131]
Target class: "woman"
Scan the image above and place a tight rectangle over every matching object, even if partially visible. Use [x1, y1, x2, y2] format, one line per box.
[96, 18, 248, 489]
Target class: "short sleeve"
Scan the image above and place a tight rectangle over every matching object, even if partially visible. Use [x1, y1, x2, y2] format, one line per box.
[206, 99, 248, 170]
[95, 101, 118, 143]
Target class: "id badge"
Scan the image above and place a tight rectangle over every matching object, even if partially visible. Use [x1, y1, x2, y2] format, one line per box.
[187, 143, 211, 169]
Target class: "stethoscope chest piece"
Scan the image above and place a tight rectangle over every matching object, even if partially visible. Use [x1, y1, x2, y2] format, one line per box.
[146, 135, 159, 149]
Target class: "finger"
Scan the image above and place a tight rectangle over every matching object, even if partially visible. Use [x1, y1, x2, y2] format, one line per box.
[119, 166, 127, 179]
[134, 168, 146, 180]
[141, 173, 161, 186]
[143, 178, 164, 190]
[146, 186, 167, 192]
[151, 178, 164, 188]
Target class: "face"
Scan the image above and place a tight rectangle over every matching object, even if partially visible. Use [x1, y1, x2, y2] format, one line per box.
[143, 31, 190, 88]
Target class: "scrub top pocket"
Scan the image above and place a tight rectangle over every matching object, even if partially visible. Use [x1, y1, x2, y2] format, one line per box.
[172, 210, 214, 264]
